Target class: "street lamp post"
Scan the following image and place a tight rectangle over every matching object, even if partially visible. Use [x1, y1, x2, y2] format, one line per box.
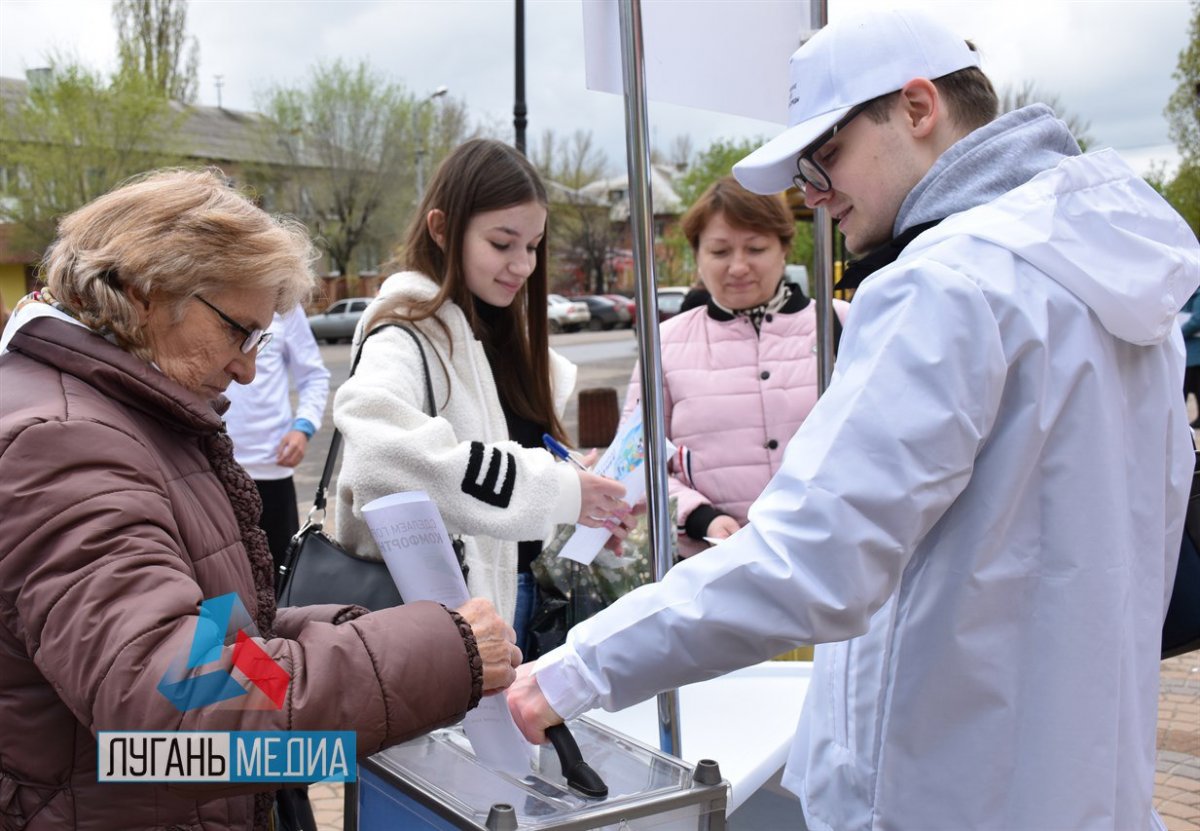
[514, 0, 527, 154]
[414, 85, 449, 203]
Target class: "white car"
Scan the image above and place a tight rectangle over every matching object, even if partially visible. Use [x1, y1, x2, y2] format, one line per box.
[548, 294, 591, 333]
[307, 297, 372, 344]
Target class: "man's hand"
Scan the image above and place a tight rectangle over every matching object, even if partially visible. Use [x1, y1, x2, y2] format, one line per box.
[275, 429, 309, 468]
[507, 663, 565, 744]
[455, 598, 522, 694]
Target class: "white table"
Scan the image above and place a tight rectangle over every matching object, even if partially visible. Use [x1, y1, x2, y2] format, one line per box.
[588, 661, 811, 812]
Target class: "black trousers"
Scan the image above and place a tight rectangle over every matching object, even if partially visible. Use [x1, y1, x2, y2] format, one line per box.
[255, 477, 300, 569]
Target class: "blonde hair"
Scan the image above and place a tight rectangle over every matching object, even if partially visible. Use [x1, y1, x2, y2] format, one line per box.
[42, 168, 318, 361]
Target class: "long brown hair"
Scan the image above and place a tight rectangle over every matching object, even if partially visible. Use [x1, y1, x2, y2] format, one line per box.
[384, 138, 566, 442]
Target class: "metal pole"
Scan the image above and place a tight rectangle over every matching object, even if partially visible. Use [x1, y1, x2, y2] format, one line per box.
[811, 0, 835, 392]
[618, 0, 681, 759]
[514, 0, 527, 155]
[414, 87, 448, 204]
[413, 105, 425, 204]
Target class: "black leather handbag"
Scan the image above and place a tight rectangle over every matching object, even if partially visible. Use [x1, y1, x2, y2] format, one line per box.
[276, 323, 465, 611]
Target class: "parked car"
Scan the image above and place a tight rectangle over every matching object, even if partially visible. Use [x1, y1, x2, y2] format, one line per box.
[655, 286, 689, 322]
[575, 295, 626, 330]
[548, 293, 590, 333]
[603, 294, 636, 328]
[307, 297, 372, 344]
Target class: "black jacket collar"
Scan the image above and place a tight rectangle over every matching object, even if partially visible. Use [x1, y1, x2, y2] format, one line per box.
[705, 281, 810, 322]
[836, 219, 944, 292]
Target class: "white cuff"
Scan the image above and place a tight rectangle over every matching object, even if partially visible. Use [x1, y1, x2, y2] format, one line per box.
[547, 462, 582, 526]
[533, 645, 600, 720]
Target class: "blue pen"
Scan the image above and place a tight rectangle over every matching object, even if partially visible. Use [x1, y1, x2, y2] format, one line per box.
[542, 433, 589, 471]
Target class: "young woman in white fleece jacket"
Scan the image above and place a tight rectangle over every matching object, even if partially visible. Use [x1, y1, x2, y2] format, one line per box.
[334, 139, 627, 652]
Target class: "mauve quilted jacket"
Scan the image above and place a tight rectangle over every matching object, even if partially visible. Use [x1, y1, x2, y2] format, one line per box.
[625, 292, 849, 551]
[0, 317, 480, 831]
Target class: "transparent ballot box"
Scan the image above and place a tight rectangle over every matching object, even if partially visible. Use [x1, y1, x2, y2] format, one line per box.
[357, 716, 728, 830]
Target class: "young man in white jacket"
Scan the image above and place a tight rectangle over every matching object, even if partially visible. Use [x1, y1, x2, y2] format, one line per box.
[508, 8, 1200, 831]
[225, 304, 330, 566]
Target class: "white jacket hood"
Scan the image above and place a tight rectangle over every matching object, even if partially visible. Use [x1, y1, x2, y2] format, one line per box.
[897, 105, 1198, 346]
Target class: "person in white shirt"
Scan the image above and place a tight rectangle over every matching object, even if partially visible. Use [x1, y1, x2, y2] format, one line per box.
[225, 304, 330, 566]
[508, 9, 1200, 831]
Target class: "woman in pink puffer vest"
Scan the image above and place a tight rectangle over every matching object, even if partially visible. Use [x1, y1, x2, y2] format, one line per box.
[625, 177, 848, 556]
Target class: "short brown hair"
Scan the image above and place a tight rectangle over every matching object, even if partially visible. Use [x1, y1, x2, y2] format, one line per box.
[681, 176, 795, 252]
[42, 168, 317, 361]
[860, 48, 998, 134]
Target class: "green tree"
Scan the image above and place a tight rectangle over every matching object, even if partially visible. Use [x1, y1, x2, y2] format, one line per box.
[668, 136, 814, 279]
[1156, 0, 1200, 235]
[1166, 0, 1200, 164]
[113, 0, 199, 103]
[0, 59, 184, 253]
[256, 60, 468, 279]
[1149, 160, 1200, 235]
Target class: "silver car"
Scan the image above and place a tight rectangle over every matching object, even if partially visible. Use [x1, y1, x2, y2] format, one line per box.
[307, 297, 372, 344]
[548, 294, 591, 333]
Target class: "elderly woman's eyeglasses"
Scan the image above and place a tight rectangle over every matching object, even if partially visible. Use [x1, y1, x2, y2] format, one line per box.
[194, 295, 272, 354]
[792, 103, 869, 194]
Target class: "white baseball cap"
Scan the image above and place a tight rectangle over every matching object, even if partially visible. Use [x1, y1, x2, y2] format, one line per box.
[733, 8, 981, 195]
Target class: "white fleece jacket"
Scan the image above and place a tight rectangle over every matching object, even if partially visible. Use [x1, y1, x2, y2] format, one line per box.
[333, 271, 580, 624]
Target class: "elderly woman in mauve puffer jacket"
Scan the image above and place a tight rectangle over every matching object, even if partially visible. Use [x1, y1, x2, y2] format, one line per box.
[625, 176, 849, 557]
[0, 169, 519, 831]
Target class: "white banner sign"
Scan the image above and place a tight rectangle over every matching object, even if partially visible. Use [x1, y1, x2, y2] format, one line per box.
[582, 0, 812, 125]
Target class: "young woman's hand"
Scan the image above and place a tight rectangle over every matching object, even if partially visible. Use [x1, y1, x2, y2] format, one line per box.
[454, 597, 522, 694]
[575, 469, 627, 528]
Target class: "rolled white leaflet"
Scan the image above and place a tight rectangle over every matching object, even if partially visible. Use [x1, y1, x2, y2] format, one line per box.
[362, 490, 536, 774]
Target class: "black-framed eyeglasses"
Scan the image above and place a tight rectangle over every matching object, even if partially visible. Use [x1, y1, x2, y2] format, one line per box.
[194, 295, 272, 354]
[792, 102, 870, 194]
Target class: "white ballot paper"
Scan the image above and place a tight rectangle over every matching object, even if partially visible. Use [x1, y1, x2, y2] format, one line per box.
[361, 491, 536, 774]
[559, 410, 673, 566]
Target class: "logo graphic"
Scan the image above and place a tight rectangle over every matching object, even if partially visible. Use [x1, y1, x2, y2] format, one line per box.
[461, 441, 517, 508]
[99, 730, 356, 783]
[157, 593, 290, 712]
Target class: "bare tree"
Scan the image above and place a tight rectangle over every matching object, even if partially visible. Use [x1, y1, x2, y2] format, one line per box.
[113, 0, 199, 102]
[534, 129, 619, 294]
[667, 134, 694, 174]
[999, 81, 1094, 149]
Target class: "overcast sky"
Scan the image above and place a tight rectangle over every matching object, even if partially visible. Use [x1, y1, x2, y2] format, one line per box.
[0, 0, 1192, 179]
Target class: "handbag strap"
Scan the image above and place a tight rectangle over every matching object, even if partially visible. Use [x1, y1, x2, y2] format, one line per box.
[309, 322, 436, 516]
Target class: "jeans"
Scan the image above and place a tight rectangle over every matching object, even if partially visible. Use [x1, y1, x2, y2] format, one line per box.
[514, 571, 537, 658]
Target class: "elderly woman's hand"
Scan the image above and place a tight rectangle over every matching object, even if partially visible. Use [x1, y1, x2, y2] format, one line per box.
[455, 597, 522, 694]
